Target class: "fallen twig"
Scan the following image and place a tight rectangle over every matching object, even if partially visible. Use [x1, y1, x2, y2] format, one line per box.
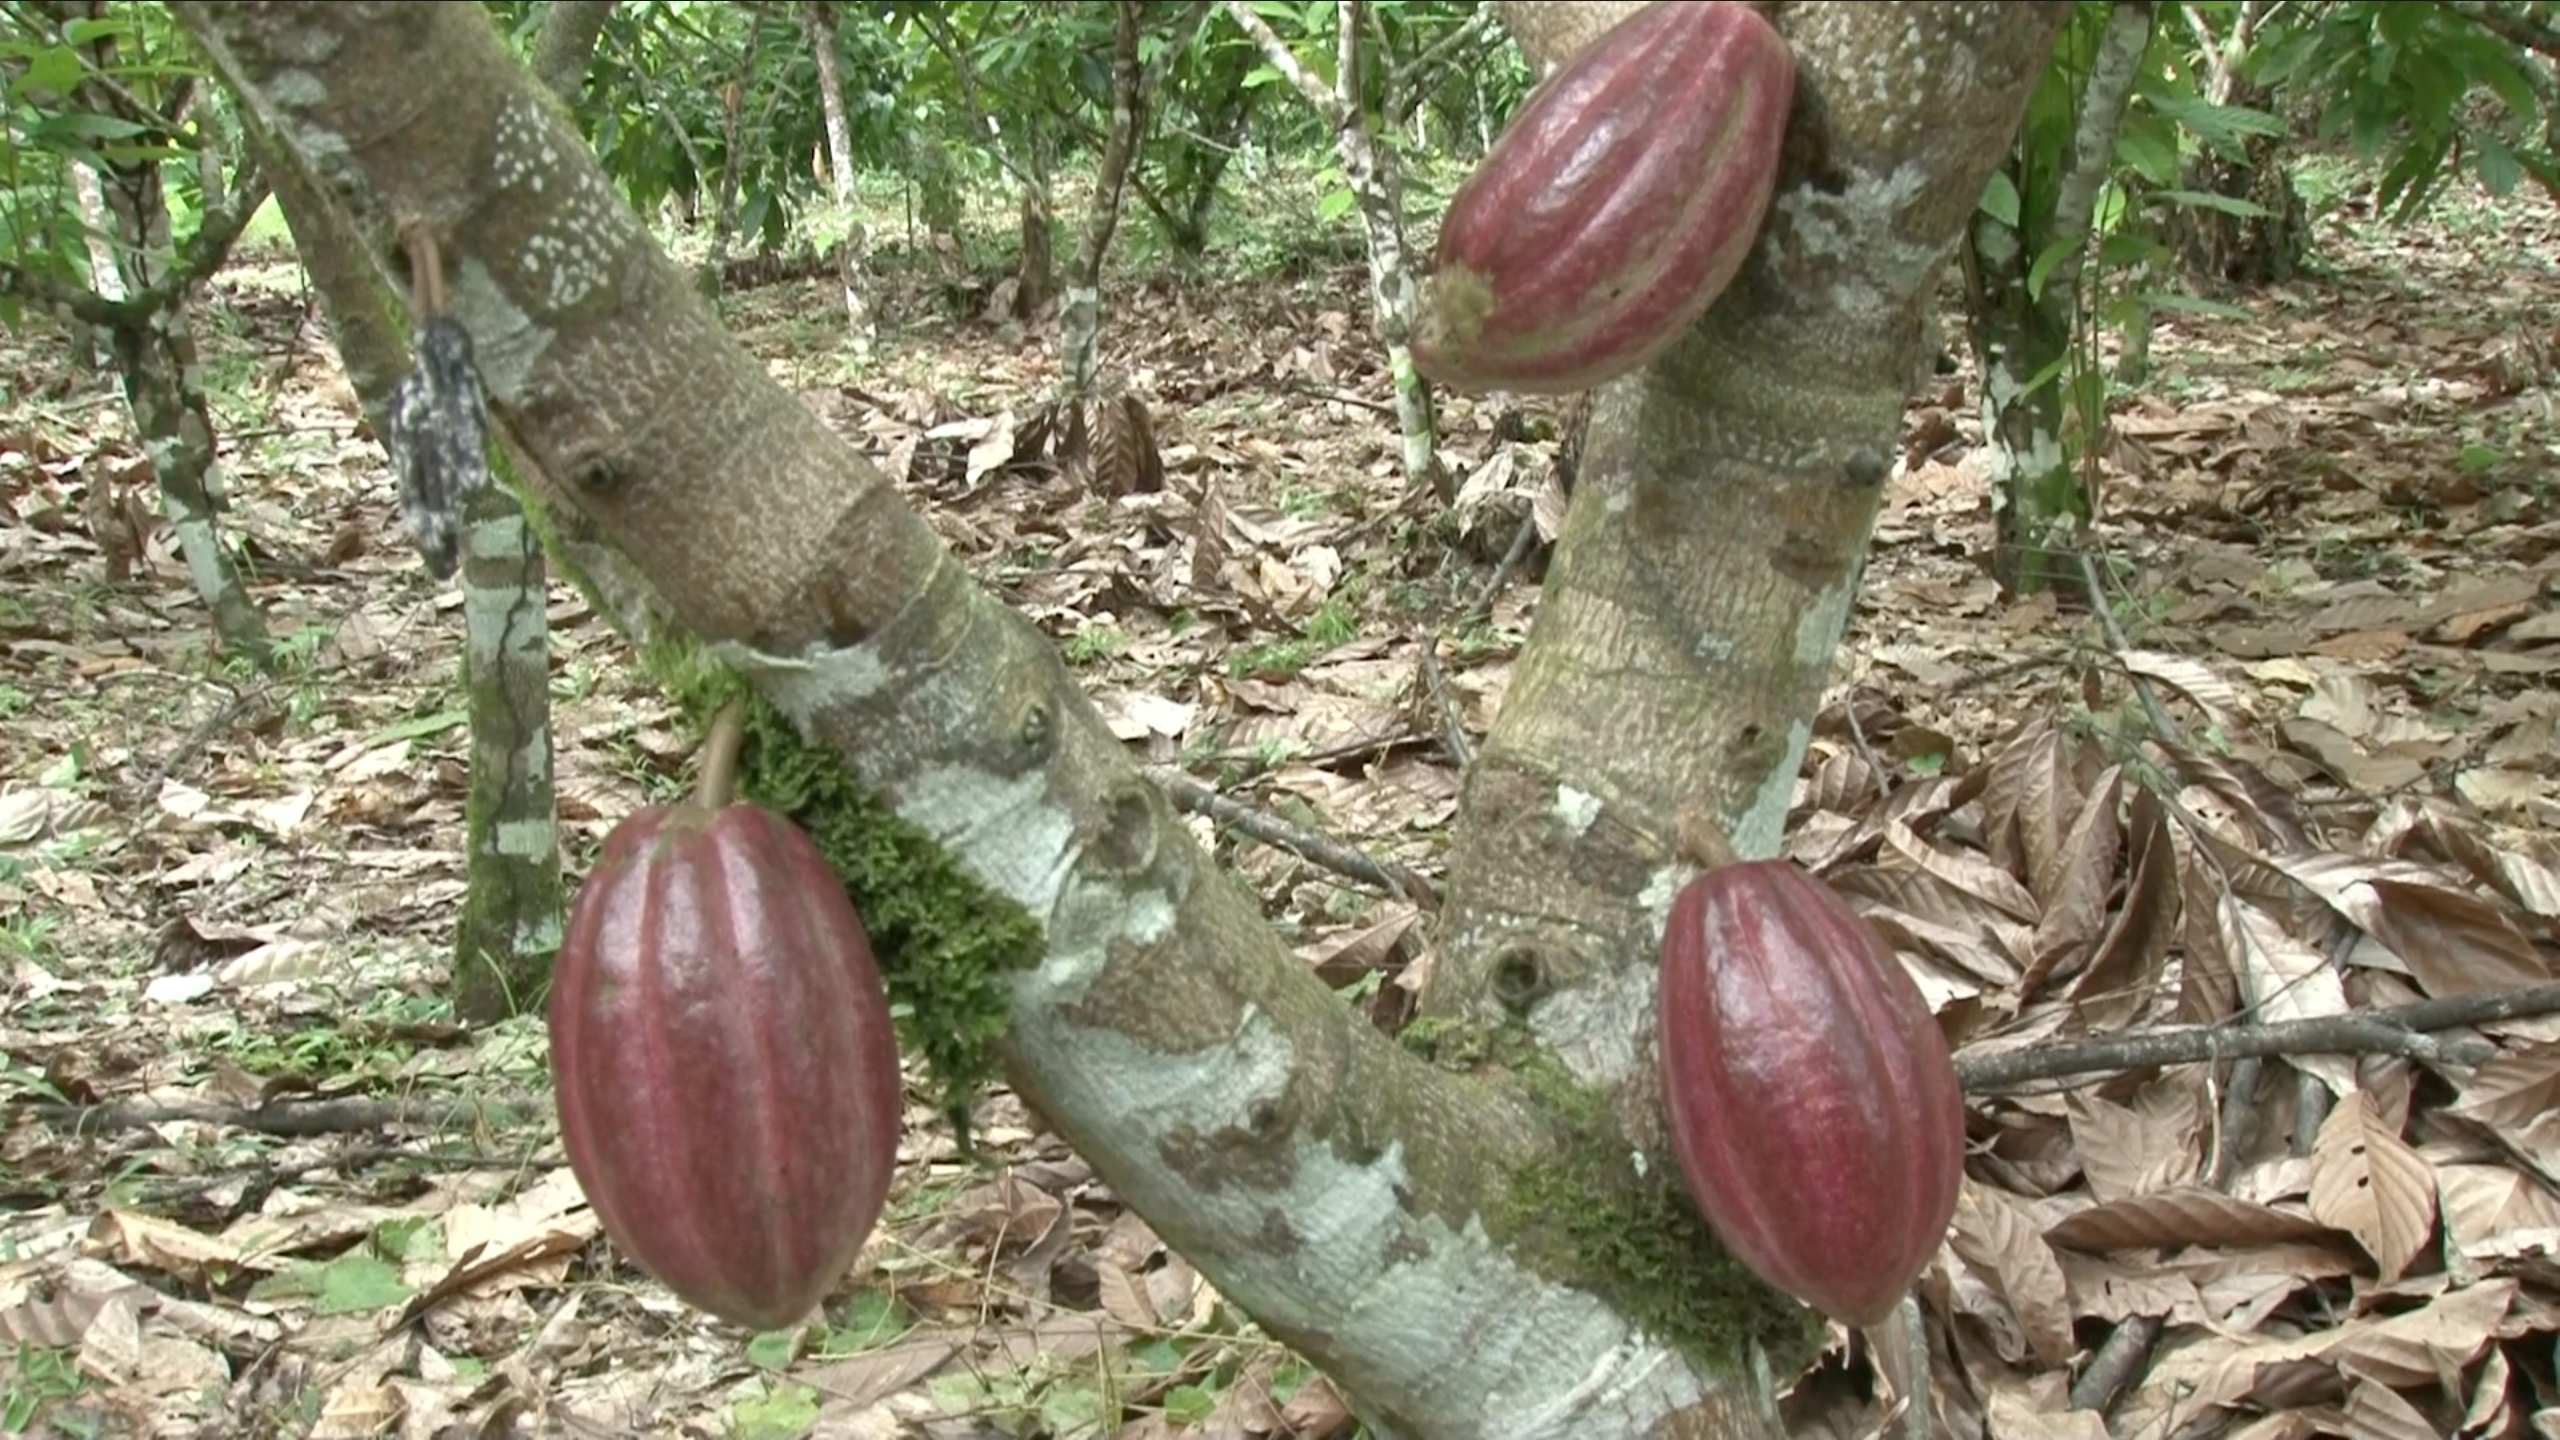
[1954, 982, 2560, 1093]
[20, 1092, 540, 1138]
[1149, 767, 1439, 908]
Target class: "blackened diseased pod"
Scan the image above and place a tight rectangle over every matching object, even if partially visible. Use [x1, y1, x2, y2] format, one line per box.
[385, 223, 491, 578]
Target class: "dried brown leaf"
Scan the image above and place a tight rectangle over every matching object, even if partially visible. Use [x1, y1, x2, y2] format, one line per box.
[2362, 877, 2551, 995]
[2174, 823, 2243, 1024]
[2264, 849, 2550, 996]
[1947, 1182, 2077, 1369]
[2452, 1039, 2560, 1127]
[2307, 1092, 2438, 1282]
[2067, 1090, 2202, 1203]
[2314, 1277, 2512, 1390]
[2223, 892, 2358, 1095]
[1884, 816, 2039, 923]
[1979, 719, 2076, 891]
[2018, 766, 2124, 996]
[2341, 1371, 2447, 1440]
[2436, 1161, 2560, 1263]
[2054, 1250, 2205, 1323]
[2069, 786, 2180, 1029]
[2044, 1185, 2345, 1254]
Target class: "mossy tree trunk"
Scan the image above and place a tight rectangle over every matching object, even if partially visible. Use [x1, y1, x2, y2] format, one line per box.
[180, 4, 2063, 1434]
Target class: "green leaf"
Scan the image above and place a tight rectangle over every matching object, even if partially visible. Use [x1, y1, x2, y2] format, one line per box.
[362, 709, 470, 746]
[1316, 186, 1356, 222]
[746, 1330, 801, 1371]
[314, 1254, 413, 1315]
[2148, 188, 2271, 219]
[2457, 444, 2503, 473]
[823, 1289, 911, 1353]
[1163, 1383, 1219, 1425]
[1978, 169, 2021, 229]
[730, 1384, 821, 1440]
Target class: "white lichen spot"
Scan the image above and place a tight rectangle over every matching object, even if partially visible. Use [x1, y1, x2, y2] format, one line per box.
[896, 762, 1080, 916]
[488, 94, 640, 312]
[1731, 719, 1808, 858]
[1529, 964, 1657, 1087]
[267, 68, 328, 107]
[1639, 863, 1691, 922]
[1553, 785, 1603, 836]
[718, 638, 890, 705]
[495, 816, 561, 859]
[1603, 488, 1633, 515]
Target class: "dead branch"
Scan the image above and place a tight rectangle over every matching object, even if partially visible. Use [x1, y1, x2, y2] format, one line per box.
[19, 1092, 540, 1138]
[1149, 767, 1440, 907]
[1955, 982, 2560, 1093]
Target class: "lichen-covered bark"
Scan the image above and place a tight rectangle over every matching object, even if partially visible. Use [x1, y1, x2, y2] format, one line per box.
[174, 6, 1800, 1434]
[1430, 2, 2072, 1135]
[1228, 1, 1447, 501]
[453, 478, 564, 1023]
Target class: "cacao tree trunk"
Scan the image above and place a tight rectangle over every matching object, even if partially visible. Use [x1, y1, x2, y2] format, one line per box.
[61, 39, 274, 666]
[529, 0, 616, 102]
[1963, 0, 2151, 597]
[1060, 0, 1148, 403]
[1228, 0, 1449, 503]
[179, 3, 2064, 1435]
[452, 476, 566, 1024]
[704, 11, 768, 295]
[800, 0, 874, 352]
[2169, 0, 2304, 287]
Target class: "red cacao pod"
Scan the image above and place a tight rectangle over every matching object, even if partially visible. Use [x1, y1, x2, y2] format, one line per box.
[1657, 861, 1964, 1326]
[550, 799, 903, 1331]
[1413, 0, 1794, 395]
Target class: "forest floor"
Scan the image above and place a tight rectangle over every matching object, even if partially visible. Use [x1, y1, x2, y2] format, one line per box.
[1, 173, 2558, 1440]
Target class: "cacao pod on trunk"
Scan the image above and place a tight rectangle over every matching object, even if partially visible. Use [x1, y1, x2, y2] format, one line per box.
[1657, 861, 1965, 1326]
[1413, 0, 1794, 395]
[550, 799, 903, 1331]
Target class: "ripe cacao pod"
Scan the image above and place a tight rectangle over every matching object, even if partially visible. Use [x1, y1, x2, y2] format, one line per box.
[1657, 861, 1964, 1326]
[1413, 0, 1794, 395]
[550, 799, 903, 1331]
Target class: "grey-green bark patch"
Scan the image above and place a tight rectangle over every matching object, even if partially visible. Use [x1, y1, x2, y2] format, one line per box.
[649, 639, 1040, 1122]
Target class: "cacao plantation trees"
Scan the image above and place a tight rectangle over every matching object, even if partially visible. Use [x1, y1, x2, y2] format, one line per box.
[176, 2, 2066, 1435]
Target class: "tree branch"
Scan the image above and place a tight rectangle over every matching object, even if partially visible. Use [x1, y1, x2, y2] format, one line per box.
[1224, 1, 1349, 127]
[2449, 0, 2560, 60]
[1149, 767, 1440, 907]
[1953, 982, 2560, 1092]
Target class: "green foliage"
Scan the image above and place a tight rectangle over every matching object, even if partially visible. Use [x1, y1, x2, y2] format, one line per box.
[0, 3, 227, 310]
[645, 640, 1040, 1123]
[2254, 0, 2559, 217]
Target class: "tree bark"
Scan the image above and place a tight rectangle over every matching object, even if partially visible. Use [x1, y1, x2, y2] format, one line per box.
[177, 4, 2067, 1434]
[1228, 0, 1447, 502]
[529, 0, 616, 103]
[800, 1, 873, 348]
[1432, 0, 2069, 1134]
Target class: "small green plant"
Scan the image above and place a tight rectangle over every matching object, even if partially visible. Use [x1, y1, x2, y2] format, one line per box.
[1302, 598, 1358, 646]
[2, 1345, 91, 1431]
[1228, 637, 1318, 679]
[1064, 624, 1130, 665]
